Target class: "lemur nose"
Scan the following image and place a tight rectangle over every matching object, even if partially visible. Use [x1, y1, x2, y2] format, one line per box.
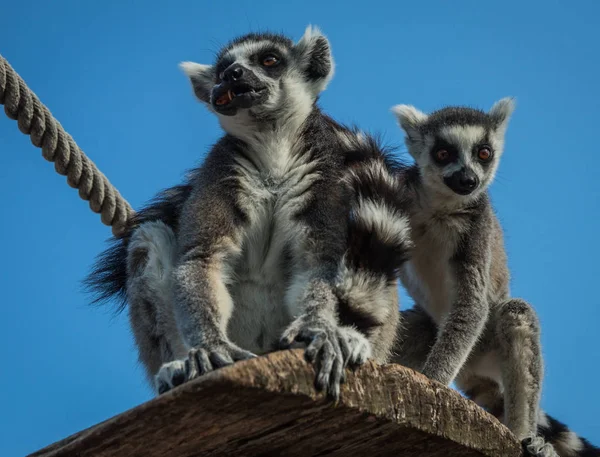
[223, 65, 244, 82]
[460, 176, 478, 189]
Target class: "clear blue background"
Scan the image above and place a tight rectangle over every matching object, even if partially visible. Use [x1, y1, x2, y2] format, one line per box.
[1, 1, 598, 455]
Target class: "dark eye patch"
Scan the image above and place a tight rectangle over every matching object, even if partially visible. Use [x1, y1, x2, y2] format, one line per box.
[251, 45, 287, 76]
[471, 135, 494, 166]
[430, 138, 459, 166]
[473, 143, 495, 166]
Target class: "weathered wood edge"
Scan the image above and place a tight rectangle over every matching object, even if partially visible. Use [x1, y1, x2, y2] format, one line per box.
[28, 350, 522, 457]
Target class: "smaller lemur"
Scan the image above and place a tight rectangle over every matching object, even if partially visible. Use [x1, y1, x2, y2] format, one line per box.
[85, 27, 411, 400]
[390, 98, 560, 457]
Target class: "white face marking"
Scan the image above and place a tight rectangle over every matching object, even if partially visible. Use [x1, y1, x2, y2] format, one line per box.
[439, 125, 486, 155]
[410, 123, 505, 208]
[216, 42, 316, 143]
[438, 124, 485, 176]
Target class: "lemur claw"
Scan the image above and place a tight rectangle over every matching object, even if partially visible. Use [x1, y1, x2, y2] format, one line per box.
[154, 341, 256, 395]
[280, 319, 372, 400]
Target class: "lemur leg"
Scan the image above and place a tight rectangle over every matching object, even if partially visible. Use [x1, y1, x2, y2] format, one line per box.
[126, 221, 188, 394]
[456, 372, 505, 419]
[391, 305, 437, 371]
[394, 302, 556, 456]
[493, 298, 544, 442]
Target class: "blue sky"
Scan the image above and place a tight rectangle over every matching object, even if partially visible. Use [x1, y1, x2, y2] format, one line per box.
[1, 1, 599, 455]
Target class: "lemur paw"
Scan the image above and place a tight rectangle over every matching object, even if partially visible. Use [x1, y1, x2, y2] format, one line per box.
[522, 436, 559, 457]
[185, 343, 257, 380]
[280, 319, 372, 400]
[155, 360, 186, 395]
[154, 342, 256, 395]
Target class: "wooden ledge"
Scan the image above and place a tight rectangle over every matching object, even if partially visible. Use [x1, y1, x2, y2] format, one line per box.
[29, 350, 521, 457]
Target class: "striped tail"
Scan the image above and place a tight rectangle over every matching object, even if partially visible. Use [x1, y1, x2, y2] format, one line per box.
[537, 411, 600, 457]
[467, 382, 600, 457]
[344, 157, 412, 280]
[334, 157, 412, 332]
[83, 184, 192, 313]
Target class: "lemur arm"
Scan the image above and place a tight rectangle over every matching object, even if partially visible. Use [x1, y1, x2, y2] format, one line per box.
[289, 173, 348, 325]
[421, 210, 493, 386]
[172, 151, 251, 362]
[279, 168, 352, 396]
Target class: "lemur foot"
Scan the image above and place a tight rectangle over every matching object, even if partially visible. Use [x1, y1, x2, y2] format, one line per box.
[155, 360, 186, 395]
[522, 436, 559, 457]
[279, 319, 372, 399]
[154, 342, 256, 395]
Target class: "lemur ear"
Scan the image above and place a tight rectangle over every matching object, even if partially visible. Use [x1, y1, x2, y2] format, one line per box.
[294, 25, 335, 95]
[489, 97, 515, 132]
[180, 61, 215, 104]
[391, 104, 428, 140]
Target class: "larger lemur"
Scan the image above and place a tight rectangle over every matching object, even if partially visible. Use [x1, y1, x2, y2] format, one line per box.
[85, 27, 412, 399]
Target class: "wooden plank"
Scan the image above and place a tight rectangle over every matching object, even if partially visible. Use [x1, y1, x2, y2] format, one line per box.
[29, 350, 521, 457]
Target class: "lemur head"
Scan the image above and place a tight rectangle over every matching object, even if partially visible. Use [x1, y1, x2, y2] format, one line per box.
[181, 26, 334, 135]
[392, 98, 515, 201]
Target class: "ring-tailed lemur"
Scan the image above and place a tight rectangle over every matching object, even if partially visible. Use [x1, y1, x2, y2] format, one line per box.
[388, 98, 584, 457]
[85, 27, 412, 399]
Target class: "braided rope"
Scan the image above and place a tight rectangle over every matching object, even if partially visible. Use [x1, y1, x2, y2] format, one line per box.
[0, 54, 133, 236]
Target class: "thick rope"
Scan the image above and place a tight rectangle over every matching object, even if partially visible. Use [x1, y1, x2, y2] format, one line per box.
[0, 54, 133, 236]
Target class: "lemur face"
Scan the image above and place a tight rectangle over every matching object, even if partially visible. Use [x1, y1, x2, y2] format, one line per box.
[181, 27, 334, 123]
[392, 98, 515, 200]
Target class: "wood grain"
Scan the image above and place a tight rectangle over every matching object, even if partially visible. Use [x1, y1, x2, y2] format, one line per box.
[29, 350, 522, 457]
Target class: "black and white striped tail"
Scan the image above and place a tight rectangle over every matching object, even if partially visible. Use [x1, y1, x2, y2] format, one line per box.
[83, 184, 192, 312]
[538, 411, 599, 457]
[467, 382, 599, 457]
[335, 157, 412, 308]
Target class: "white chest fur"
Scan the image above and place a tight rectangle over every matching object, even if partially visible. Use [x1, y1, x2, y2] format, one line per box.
[226, 137, 319, 354]
[399, 208, 466, 325]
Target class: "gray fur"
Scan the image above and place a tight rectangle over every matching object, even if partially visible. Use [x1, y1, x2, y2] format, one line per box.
[391, 98, 600, 456]
[391, 99, 547, 445]
[126, 221, 187, 384]
[88, 27, 411, 401]
[395, 306, 599, 456]
[173, 27, 354, 397]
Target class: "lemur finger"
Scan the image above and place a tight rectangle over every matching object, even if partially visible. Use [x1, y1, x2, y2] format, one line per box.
[209, 350, 234, 368]
[302, 329, 327, 363]
[315, 340, 335, 392]
[231, 347, 257, 361]
[337, 330, 352, 367]
[328, 354, 344, 399]
[278, 325, 302, 349]
[187, 347, 213, 378]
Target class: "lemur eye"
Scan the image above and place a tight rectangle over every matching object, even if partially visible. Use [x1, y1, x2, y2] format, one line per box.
[435, 149, 450, 162]
[478, 147, 493, 161]
[262, 55, 279, 67]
